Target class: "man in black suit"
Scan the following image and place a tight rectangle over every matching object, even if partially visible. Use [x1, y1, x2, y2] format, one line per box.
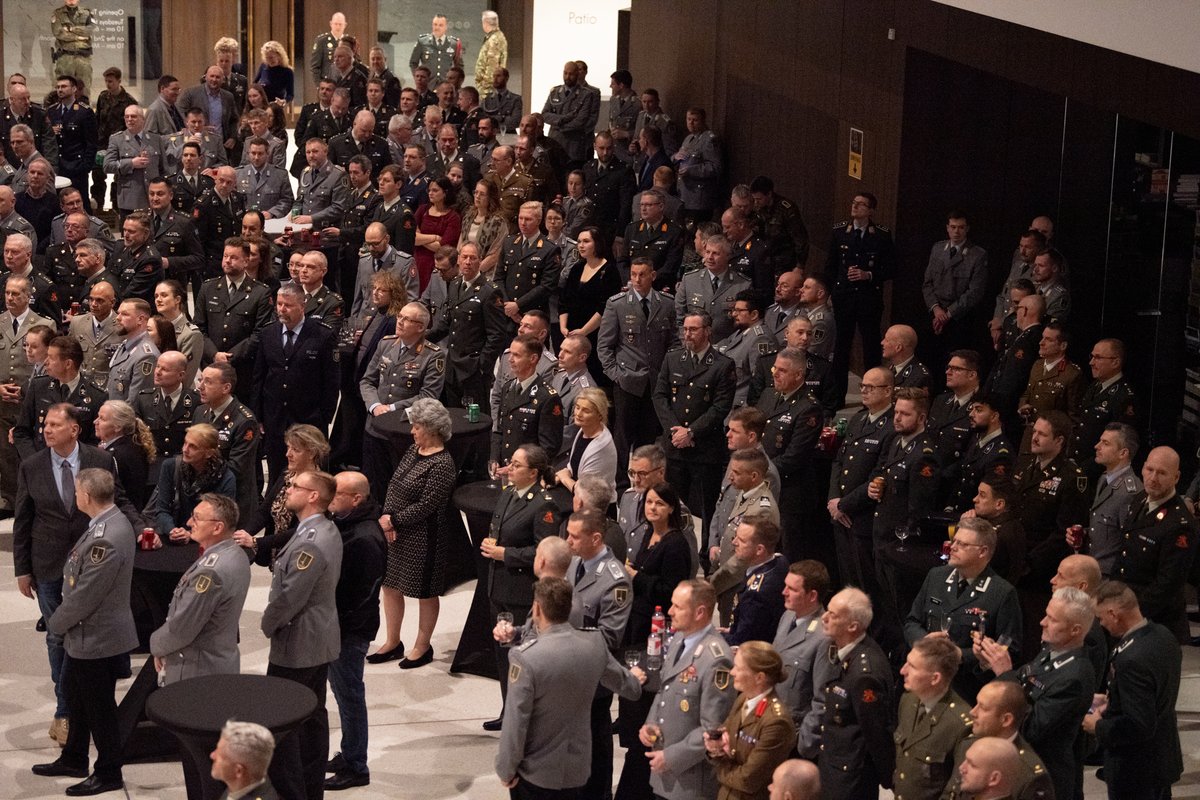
[251, 284, 339, 480]
[12, 403, 136, 742]
[480, 444, 562, 729]
[1084, 580, 1183, 800]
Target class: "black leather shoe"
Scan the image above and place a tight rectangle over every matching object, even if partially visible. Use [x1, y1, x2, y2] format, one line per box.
[65, 774, 124, 796]
[482, 717, 503, 732]
[32, 759, 88, 778]
[36, 616, 46, 632]
[324, 770, 370, 790]
[326, 753, 346, 773]
[399, 648, 434, 669]
[365, 643, 404, 664]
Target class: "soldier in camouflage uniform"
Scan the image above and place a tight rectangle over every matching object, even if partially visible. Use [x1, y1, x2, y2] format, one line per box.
[50, 1, 95, 99]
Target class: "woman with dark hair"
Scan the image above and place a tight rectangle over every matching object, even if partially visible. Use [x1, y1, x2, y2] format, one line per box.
[559, 225, 621, 379]
[412, 175, 462, 292]
[445, 161, 476, 219]
[242, 82, 286, 138]
[152, 423, 237, 541]
[458, 178, 507, 276]
[624, 481, 692, 645]
[147, 315, 179, 355]
[153, 279, 203, 385]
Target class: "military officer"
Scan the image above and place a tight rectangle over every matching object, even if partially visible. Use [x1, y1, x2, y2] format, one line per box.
[51, 0, 96, 93]
[920, 212, 989, 366]
[47, 76, 97, 201]
[723, 206, 773, 292]
[489, 312, 559, 424]
[105, 298, 159, 401]
[1015, 323, 1085, 455]
[750, 313, 840, 414]
[489, 334, 563, 467]
[67, 279, 123, 388]
[676, 235, 749, 343]
[1112, 446, 1199, 641]
[350, 221, 416, 316]
[195, 362, 261, 527]
[818, 587, 896, 800]
[4, 234, 62, 324]
[495, 201, 561, 324]
[826, 192, 898, 404]
[131, 351, 199, 481]
[260, 470, 343, 800]
[149, 494, 250, 684]
[359, 303, 446, 500]
[1086, 423, 1142, 576]
[0, 274, 54, 506]
[1074, 337, 1138, 478]
[622, 188, 685, 289]
[883, 324, 931, 390]
[653, 310, 736, 537]
[944, 395, 1013, 513]
[725, 516, 789, 646]
[194, 166, 248, 286]
[294, 250, 346, 330]
[892, 637, 973, 800]
[634, 580, 736, 800]
[772, 561, 835, 759]
[708, 448, 780, 620]
[940, 680, 1053, 800]
[40, 469, 136, 797]
[758, 348, 824, 562]
[236, 110, 286, 169]
[716, 290, 778, 410]
[410, 15, 464, 85]
[1013, 412, 1090, 583]
[927, 350, 981, 483]
[617, 444, 701, 577]
[328, 110, 391, 181]
[291, 138, 351, 231]
[168, 142, 214, 215]
[327, 155, 380, 293]
[102, 105, 162, 218]
[14, 335, 105, 461]
[750, 176, 809, 275]
[146, 178, 203, 282]
[596, 258, 677, 485]
[426, 241, 507, 406]
[234, 138, 294, 221]
[310, 13, 346, 84]
[162, 109, 227, 174]
[984, 294, 1045, 444]
[45, 214, 90, 311]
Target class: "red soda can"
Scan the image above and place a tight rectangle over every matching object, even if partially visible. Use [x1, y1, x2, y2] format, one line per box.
[1066, 524, 1086, 551]
[140, 527, 157, 550]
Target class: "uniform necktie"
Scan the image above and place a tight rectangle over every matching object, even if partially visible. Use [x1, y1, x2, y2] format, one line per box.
[574, 560, 585, 584]
[374, 257, 383, 272]
[11, 318, 18, 336]
[948, 246, 958, 259]
[60, 459, 74, 509]
[853, 227, 863, 243]
[153, 214, 162, 234]
[711, 274, 719, 293]
[134, 134, 142, 147]
[673, 640, 684, 665]
[284, 328, 295, 356]
[787, 617, 798, 634]
[915, 704, 928, 726]
[776, 309, 786, 329]
[956, 578, 970, 597]
[162, 391, 173, 412]
[641, 298, 650, 319]
[189, 175, 197, 192]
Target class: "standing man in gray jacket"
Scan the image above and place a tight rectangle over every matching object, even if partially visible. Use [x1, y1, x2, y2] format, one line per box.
[34, 468, 137, 796]
[260, 470, 343, 800]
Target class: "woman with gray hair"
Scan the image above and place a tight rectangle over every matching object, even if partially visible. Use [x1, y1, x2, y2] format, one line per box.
[371, 397, 457, 668]
[94, 399, 156, 508]
[572, 472, 626, 561]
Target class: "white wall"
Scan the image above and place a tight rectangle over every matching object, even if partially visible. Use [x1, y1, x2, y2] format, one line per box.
[529, 0, 628, 110]
[931, 0, 1200, 75]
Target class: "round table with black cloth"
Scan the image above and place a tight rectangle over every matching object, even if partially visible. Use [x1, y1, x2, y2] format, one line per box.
[448, 480, 574, 679]
[146, 674, 317, 800]
[370, 406, 491, 473]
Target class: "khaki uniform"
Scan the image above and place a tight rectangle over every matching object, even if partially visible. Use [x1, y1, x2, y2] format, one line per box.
[0, 309, 53, 504]
[711, 690, 796, 800]
[940, 733, 1052, 800]
[892, 690, 973, 800]
[1017, 358, 1086, 454]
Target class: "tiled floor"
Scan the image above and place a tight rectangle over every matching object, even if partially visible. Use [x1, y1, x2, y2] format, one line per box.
[4, 515, 1200, 799]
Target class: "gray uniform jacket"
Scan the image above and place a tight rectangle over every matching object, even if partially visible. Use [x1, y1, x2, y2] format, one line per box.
[709, 481, 780, 578]
[674, 267, 749, 343]
[162, 131, 227, 174]
[772, 608, 835, 759]
[169, 313, 204, 387]
[674, 129, 721, 211]
[297, 160, 351, 227]
[106, 331, 159, 401]
[568, 549, 632, 651]
[150, 536, 251, 684]
[261, 514, 343, 668]
[359, 336, 446, 437]
[922, 240, 988, 319]
[597, 289, 678, 397]
[803, 302, 836, 361]
[541, 84, 598, 163]
[103, 129, 162, 210]
[496, 623, 641, 788]
[235, 163, 294, 218]
[715, 322, 778, 409]
[645, 625, 737, 800]
[1089, 466, 1142, 575]
[350, 247, 416, 316]
[49, 505, 138, 659]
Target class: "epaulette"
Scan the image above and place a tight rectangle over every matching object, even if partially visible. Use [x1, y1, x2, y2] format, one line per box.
[424, 341, 442, 352]
[832, 220, 849, 229]
[612, 290, 630, 302]
[606, 560, 624, 580]
[874, 223, 891, 233]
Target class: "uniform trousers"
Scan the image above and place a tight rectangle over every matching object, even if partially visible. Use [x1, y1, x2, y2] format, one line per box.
[582, 688, 615, 800]
[513, 780, 582, 800]
[61, 653, 126, 782]
[613, 386, 660, 491]
[0, 400, 21, 506]
[266, 661, 330, 800]
[831, 289, 883, 404]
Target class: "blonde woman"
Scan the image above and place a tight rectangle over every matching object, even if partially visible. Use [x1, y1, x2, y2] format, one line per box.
[555, 385, 617, 494]
[254, 41, 294, 104]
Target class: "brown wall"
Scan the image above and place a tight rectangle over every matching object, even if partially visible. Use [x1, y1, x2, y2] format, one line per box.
[161, 0, 242, 86]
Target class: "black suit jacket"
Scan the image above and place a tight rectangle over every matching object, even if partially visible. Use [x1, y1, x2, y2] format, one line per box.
[1113, 493, 1199, 640]
[486, 485, 562, 608]
[251, 320, 339, 430]
[169, 172, 214, 215]
[105, 435, 150, 510]
[12, 443, 139, 580]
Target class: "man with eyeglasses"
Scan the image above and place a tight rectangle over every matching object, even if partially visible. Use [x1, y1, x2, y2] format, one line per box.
[351, 222, 415, 316]
[944, 393, 1013, 514]
[828, 367, 895, 592]
[621, 187, 684, 290]
[749, 313, 839, 414]
[261, 470, 343, 800]
[1015, 322, 1084, 457]
[1074, 338, 1138, 480]
[903, 516, 1021, 703]
[926, 349, 981, 496]
[359, 301, 445, 500]
[716, 289, 778, 411]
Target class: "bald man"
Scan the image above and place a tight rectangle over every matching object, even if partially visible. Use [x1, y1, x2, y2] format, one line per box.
[1112, 446, 1199, 641]
[1049, 553, 1108, 683]
[102, 104, 163, 219]
[768, 759, 820, 800]
[882, 324, 929, 389]
[955, 737, 1022, 800]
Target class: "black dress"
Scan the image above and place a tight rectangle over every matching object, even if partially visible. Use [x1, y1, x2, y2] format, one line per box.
[382, 446, 457, 598]
[624, 526, 692, 647]
[561, 259, 622, 381]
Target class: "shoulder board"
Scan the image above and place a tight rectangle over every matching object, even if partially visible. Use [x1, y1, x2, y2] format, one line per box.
[874, 223, 890, 232]
[708, 639, 727, 659]
[832, 220, 848, 229]
[606, 560, 624, 580]
[424, 341, 442, 352]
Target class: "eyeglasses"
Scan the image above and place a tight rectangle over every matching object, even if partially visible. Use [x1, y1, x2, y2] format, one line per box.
[860, 384, 888, 391]
[627, 469, 658, 479]
[398, 316, 425, 324]
[949, 540, 986, 550]
[1089, 354, 1117, 361]
[189, 517, 221, 524]
[509, 461, 530, 469]
[363, 240, 385, 247]
[945, 365, 974, 373]
[289, 483, 318, 493]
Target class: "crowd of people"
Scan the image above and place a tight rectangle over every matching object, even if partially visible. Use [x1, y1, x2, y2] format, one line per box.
[3, 6, 1195, 800]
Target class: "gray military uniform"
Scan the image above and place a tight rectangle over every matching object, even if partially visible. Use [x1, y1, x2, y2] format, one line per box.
[235, 162, 295, 219]
[803, 302, 837, 360]
[709, 481, 781, 604]
[674, 267, 750, 343]
[260, 513, 343, 668]
[297, 160, 351, 228]
[149, 536, 251, 684]
[568, 548, 632, 650]
[597, 288, 678, 396]
[764, 303, 803, 345]
[48, 505, 138, 659]
[1090, 465, 1143, 575]
[359, 336, 446, 438]
[102, 129, 162, 211]
[350, 246, 416, 316]
[646, 625, 737, 800]
[162, 131, 227, 174]
[715, 321, 778, 409]
[106, 331, 160, 401]
[168, 313, 204, 387]
[772, 608, 836, 759]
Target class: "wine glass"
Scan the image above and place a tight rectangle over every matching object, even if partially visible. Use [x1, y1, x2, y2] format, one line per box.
[624, 649, 642, 669]
[487, 460, 501, 489]
[463, 394, 475, 411]
[940, 615, 953, 633]
[496, 612, 514, 647]
[895, 525, 911, 552]
[996, 634, 1013, 650]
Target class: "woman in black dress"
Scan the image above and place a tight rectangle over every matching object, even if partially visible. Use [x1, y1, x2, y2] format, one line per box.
[372, 398, 457, 668]
[559, 226, 621, 381]
[95, 399, 154, 510]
